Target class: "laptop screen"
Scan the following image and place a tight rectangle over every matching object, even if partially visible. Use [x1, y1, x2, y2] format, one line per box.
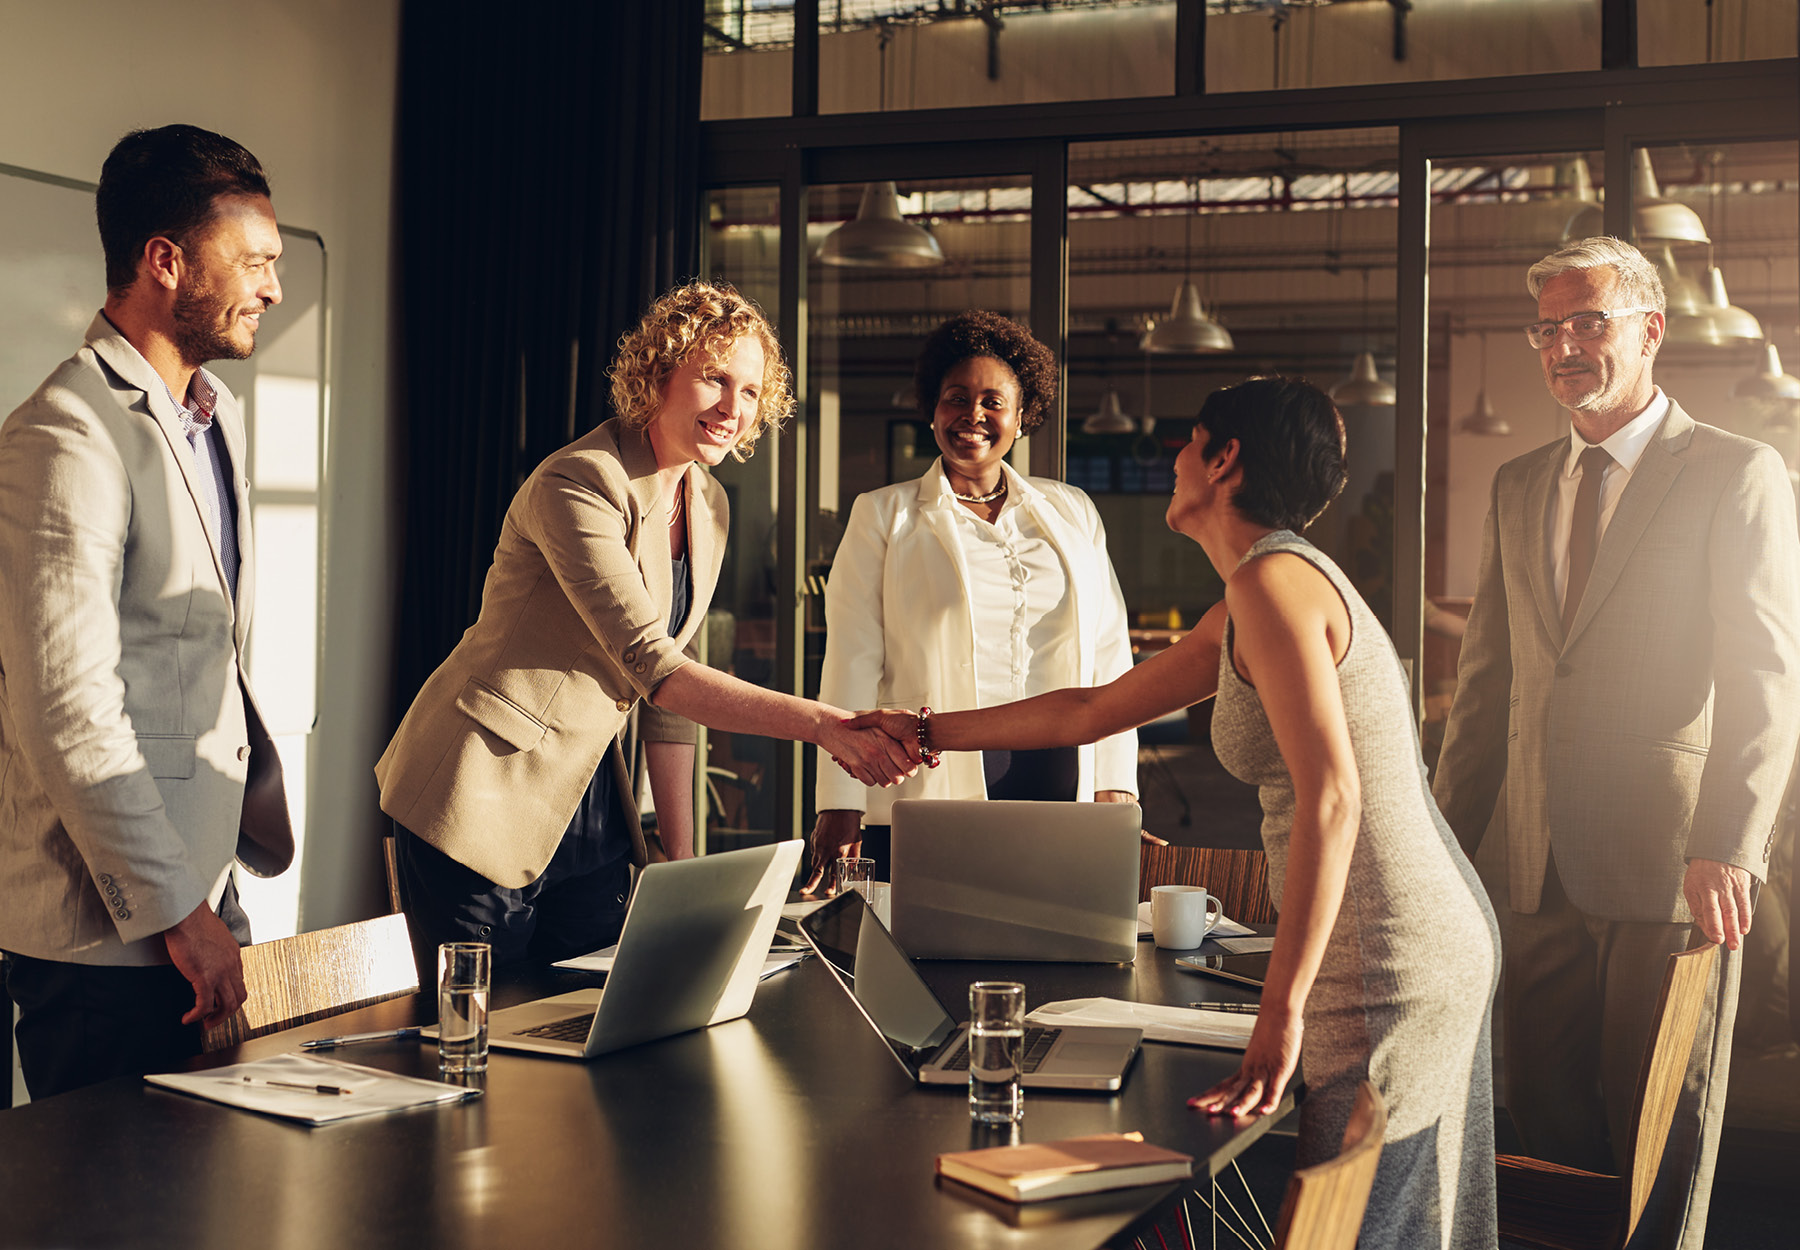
[799, 891, 960, 1076]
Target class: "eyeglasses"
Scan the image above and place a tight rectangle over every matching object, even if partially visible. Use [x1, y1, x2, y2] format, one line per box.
[1523, 308, 1657, 350]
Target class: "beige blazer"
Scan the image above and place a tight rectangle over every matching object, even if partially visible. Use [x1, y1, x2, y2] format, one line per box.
[0, 313, 292, 966]
[375, 419, 725, 888]
[814, 460, 1138, 822]
[1433, 400, 1800, 922]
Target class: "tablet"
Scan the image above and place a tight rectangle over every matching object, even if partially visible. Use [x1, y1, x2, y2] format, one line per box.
[1175, 952, 1270, 988]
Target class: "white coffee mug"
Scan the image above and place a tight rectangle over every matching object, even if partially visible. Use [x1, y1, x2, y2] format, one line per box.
[1150, 884, 1222, 949]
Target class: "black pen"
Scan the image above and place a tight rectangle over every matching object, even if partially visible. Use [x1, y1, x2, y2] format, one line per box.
[241, 1076, 353, 1095]
[300, 1027, 423, 1050]
[1187, 1001, 1259, 1014]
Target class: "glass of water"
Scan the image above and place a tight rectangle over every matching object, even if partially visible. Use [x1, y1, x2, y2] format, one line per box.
[968, 981, 1024, 1124]
[437, 942, 491, 1074]
[834, 856, 875, 901]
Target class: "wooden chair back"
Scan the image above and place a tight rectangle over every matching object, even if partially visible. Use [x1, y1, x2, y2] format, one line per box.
[201, 912, 419, 1052]
[1274, 1080, 1388, 1250]
[1139, 844, 1277, 925]
[381, 834, 404, 914]
[1621, 941, 1717, 1243]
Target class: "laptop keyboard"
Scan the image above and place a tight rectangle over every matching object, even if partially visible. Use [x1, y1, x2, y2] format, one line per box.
[940, 1026, 1060, 1073]
[516, 1011, 596, 1041]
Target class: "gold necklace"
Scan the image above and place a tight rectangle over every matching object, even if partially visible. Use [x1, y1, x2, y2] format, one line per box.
[951, 479, 1006, 504]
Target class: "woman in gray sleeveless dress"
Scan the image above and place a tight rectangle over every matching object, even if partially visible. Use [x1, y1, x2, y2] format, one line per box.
[855, 377, 1499, 1249]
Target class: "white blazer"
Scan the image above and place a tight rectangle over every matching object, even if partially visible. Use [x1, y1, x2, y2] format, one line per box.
[815, 459, 1137, 823]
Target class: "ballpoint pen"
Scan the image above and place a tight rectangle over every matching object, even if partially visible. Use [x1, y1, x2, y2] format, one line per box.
[300, 1027, 423, 1050]
[1187, 1001, 1259, 1014]
[241, 1076, 354, 1095]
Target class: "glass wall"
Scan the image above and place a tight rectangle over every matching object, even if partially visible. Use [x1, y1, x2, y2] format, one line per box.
[1639, 0, 1799, 68]
[698, 185, 787, 853]
[1066, 130, 1399, 843]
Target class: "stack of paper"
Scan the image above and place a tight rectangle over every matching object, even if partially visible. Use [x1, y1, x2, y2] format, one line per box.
[147, 1053, 479, 1124]
[1026, 997, 1256, 1049]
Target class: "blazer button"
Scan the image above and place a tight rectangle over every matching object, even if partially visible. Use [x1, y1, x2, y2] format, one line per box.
[1555, 663, 1572, 677]
[98, 873, 113, 886]
[114, 907, 130, 920]
[622, 649, 636, 663]
[616, 699, 631, 712]
[635, 663, 648, 674]
[237, 745, 252, 761]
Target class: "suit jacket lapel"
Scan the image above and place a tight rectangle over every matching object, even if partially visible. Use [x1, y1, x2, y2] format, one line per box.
[1520, 444, 1564, 648]
[680, 464, 723, 651]
[87, 319, 237, 613]
[917, 461, 978, 644]
[1563, 403, 1692, 649]
[618, 425, 674, 627]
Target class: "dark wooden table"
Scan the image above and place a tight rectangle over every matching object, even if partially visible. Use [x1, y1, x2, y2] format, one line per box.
[0, 937, 1287, 1250]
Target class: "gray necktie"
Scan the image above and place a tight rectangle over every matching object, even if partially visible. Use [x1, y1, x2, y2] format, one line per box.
[1562, 445, 1612, 634]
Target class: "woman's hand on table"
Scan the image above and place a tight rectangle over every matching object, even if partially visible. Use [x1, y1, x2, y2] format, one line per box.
[1187, 1004, 1303, 1118]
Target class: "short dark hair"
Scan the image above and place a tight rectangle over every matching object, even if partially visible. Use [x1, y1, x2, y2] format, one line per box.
[913, 310, 1058, 434]
[1196, 376, 1347, 531]
[97, 125, 271, 293]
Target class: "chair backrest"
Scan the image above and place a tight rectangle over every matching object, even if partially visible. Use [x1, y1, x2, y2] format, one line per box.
[1622, 942, 1718, 1243]
[1139, 844, 1277, 925]
[1275, 1080, 1388, 1250]
[201, 912, 420, 1052]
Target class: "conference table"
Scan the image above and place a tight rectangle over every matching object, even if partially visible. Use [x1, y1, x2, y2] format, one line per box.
[0, 929, 1291, 1250]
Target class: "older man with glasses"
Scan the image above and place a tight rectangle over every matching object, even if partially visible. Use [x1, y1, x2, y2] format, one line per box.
[1433, 235, 1800, 1250]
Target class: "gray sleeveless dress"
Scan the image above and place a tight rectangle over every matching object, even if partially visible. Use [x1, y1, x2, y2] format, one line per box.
[1212, 532, 1500, 1250]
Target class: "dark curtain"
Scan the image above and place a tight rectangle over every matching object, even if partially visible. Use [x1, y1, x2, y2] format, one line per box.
[391, 0, 702, 723]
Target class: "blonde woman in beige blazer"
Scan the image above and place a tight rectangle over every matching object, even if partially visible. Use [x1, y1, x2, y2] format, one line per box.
[377, 282, 914, 964]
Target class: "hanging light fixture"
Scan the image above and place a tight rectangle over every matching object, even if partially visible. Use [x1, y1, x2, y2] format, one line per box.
[1697, 266, 1763, 346]
[1082, 387, 1136, 435]
[1735, 343, 1800, 401]
[817, 181, 946, 269]
[1330, 269, 1395, 408]
[1459, 334, 1513, 437]
[1563, 148, 1710, 245]
[1141, 180, 1234, 354]
[1657, 245, 1723, 348]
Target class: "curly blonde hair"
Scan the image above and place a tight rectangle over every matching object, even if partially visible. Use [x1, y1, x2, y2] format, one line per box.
[608, 279, 794, 460]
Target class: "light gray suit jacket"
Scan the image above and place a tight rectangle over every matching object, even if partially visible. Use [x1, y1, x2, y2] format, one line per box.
[0, 313, 292, 966]
[1433, 400, 1800, 922]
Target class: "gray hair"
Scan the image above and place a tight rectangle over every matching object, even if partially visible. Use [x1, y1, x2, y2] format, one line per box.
[1526, 236, 1665, 312]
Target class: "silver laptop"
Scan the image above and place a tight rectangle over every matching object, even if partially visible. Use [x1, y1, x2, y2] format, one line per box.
[798, 889, 1141, 1090]
[445, 840, 801, 1060]
[889, 799, 1142, 962]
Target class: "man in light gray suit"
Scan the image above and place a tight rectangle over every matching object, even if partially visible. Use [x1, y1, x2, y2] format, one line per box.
[0, 126, 293, 1097]
[1434, 236, 1800, 1249]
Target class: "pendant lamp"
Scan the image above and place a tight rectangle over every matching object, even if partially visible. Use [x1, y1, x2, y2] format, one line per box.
[1081, 388, 1136, 435]
[1141, 280, 1235, 353]
[1563, 149, 1710, 246]
[1330, 269, 1395, 408]
[1459, 335, 1512, 436]
[817, 181, 946, 269]
[1734, 343, 1800, 401]
[1697, 266, 1763, 346]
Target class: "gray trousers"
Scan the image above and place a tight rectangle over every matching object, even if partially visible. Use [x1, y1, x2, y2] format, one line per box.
[1499, 857, 1737, 1250]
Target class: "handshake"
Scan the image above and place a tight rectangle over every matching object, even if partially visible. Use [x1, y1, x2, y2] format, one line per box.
[821, 708, 938, 788]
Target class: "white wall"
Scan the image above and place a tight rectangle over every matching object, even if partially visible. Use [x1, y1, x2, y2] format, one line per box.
[0, 0, 402, 930]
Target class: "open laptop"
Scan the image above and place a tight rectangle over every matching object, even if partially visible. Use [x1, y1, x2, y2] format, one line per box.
[439, 840, 801, 1060]
[798, 888, 1142, 1091]
[889, 799, 1142, 962]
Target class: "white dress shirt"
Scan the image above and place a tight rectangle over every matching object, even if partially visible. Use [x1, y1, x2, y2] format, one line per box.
[1551, 389, 1671, 613]
[951, 489, 1079, 707]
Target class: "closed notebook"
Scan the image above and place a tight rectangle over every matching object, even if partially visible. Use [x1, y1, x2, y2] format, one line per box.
[935, 1131, 1192, 1203]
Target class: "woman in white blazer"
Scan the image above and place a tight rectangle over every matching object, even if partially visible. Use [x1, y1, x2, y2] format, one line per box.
[806, 312, 1138, 889]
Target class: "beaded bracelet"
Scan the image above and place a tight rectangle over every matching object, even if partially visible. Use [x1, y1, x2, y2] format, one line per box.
[916, 706, 942, 769]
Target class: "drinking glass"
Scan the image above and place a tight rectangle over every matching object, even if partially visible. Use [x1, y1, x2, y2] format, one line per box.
[968, 981, 1024, 1124]
[834, 856, 875, 901]
[437, 942, 491, 1074]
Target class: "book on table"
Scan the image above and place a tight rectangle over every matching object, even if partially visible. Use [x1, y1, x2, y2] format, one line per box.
[935, 1131, 1193, 1203]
